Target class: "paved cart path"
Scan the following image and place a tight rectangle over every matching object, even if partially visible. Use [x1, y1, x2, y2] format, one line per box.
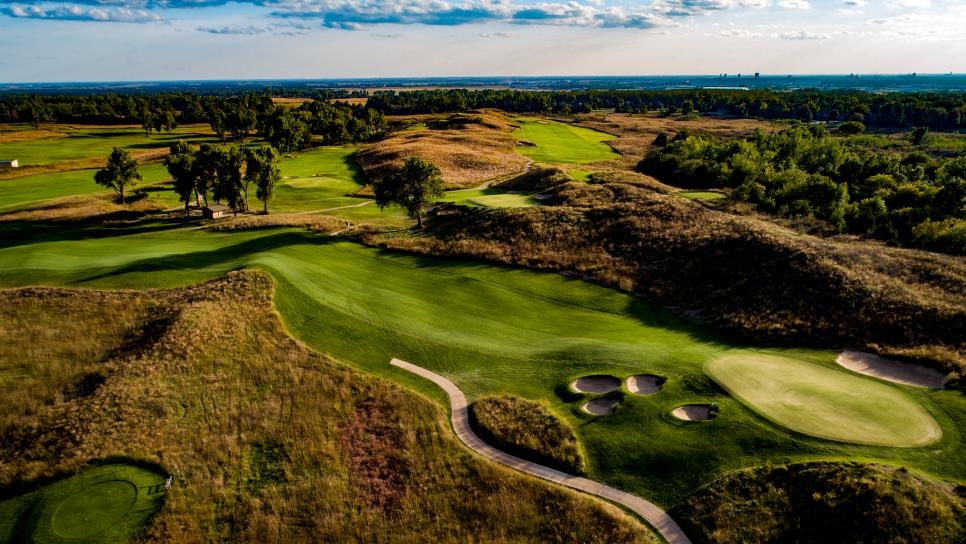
[390, 358, 692, 544]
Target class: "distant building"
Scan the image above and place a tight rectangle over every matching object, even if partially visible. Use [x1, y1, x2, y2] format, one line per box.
[0, 160, 19, 170]
[202, 204, 232, 219]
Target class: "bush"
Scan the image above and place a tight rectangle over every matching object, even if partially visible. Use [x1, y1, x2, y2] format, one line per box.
[469, 396, 583, 474]
[673, 462, 965, 544]
[837, 120, 865, 134]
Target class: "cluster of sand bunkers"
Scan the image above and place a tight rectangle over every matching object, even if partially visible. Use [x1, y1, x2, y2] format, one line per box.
[570, 374, 717, 421]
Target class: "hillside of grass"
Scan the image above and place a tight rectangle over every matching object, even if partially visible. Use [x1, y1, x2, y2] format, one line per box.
[671, 462, 965, 544]
[357, 112, 529, 188]
[469, 396, 584, 474]
[369, 177, 966, 384]
[0, 271, 654, 543]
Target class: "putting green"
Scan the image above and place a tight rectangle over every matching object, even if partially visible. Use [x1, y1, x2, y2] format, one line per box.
[513, 119, 618, 164]
[706, 354, 942, 447]
[0, 463, 166, 544]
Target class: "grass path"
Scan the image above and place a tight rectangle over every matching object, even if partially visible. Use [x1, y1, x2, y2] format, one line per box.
[513, 119, 619, 164]
[390, 358, 691, 544]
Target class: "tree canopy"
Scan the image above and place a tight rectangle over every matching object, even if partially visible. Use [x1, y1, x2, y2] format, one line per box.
[94, 147, 141, 205]
[373, 157, 444, 228]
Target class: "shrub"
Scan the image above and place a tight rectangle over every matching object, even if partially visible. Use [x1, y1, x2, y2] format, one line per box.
[469, 396, 583, 474]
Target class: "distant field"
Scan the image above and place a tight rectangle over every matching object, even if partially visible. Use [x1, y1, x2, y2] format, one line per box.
[0, 125, 217, 167]
[513, 119, 619, 164]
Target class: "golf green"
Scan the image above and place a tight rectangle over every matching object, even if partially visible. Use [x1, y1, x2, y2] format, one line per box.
[513, 119, 619, 164]
[706, 354, 943, 447]
[0, 463, 166, 544]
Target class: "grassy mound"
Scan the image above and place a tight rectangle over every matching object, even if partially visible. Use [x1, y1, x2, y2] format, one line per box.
[357, 111, 529, 188]
[706, 354, 940, 446]
[469, 396, 583, 474]
[0, 272, 653, 543]
[672, 462, 966, 544]
[0, 464, 166, 543]
[512, 119, 619, 164]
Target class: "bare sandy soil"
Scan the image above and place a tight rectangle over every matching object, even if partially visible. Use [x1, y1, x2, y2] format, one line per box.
[582, 398, 620, 416]
[572, 375, 621, 394]
[672, 405, 715, 422]
[836, 350, 946, 389]
[627, 374, 663, 395]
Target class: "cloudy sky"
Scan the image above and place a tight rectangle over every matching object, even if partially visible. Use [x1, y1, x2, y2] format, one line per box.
[0, 0, 964, 82]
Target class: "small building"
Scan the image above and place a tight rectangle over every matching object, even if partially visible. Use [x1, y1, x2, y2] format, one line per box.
[0, 160, 19, 170]
[202, 204, 232, 219]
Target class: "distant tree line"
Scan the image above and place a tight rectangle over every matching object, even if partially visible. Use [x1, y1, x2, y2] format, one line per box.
[366, 89, 966, 131]
[638, 124, 966, 254]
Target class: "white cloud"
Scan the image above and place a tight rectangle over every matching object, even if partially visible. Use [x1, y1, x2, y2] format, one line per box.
[719, 28, 762, 37]
[777, 0, 810, 8]
[1, 4, 164, 22]
[779, 30, 829, 40]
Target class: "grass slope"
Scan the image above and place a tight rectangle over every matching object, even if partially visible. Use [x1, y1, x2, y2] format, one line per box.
[0, 165, 169, 212]
[0, 272, 653, 543]
[0, 224, 961, 507]
[706, 354, 942, 447]
[513, 119, 619, 164]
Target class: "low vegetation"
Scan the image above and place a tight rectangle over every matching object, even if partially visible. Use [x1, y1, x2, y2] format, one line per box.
[0, 271, 653, 543]
[356, 111, 529, 188]
[672, 462, 965, 544]
[469, 396, 583, 474]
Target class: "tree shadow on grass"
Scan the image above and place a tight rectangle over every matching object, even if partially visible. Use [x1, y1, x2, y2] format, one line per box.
[0, 217, 194, 251]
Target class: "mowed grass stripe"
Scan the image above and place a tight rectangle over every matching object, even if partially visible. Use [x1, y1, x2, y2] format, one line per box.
[513, 119, 619, 164]
[706, 354, 942, 447]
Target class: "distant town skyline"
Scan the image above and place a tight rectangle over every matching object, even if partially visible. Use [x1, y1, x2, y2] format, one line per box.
[1, 0, 964, 83]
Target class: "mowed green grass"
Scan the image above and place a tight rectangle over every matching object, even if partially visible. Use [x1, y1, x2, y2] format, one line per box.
[0, 225, 961, 506]
[0, 125, 217, 167]
[0, 463, 165, 543]
[513, 119, 619, 164]
[0, 165, 171, 211]
[443, 187, 537, 208]
[677, 191, 726, 201]
[706, 355, 943, 447]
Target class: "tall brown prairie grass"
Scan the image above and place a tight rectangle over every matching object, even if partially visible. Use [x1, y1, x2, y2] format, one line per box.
[0, 271, 654, 543]
[0, 193, 165, 223]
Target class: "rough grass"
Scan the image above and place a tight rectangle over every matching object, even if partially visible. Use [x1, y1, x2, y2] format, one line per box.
[0, 271, 654, 543]
[470, 396, 584, 474]
[672, 462, 966, 544]
[204, 213, 350, 233]
[0, 164, 170, 212]
[0, 193, 166, 223]
[357, 111, 530, 188]
[706, 354, 942, 447]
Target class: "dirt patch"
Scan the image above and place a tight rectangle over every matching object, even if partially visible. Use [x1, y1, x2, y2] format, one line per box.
[582, 398, 620, 416]
[836, 350, 946, 389]
[626, 374, 663, 395]
[571, 375, 621, 394]
[672, 404, 716, 422]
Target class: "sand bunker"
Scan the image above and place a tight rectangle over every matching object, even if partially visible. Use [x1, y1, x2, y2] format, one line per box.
[627, 374, 663, 395]
[582, 398, 620, 416]
[672, 404, 716, 422]
[571, 375, 621, 394]
[836, 350, 946, 389]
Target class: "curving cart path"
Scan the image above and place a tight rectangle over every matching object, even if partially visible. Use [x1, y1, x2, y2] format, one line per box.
[390, 358, 692, 544]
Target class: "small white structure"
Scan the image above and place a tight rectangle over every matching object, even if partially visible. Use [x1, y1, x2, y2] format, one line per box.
[0, 160, 19, 170]
[202, 204, 232, 219]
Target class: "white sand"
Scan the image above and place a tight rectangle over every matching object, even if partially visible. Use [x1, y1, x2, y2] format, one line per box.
[627, 375, 663, 395]
[836, 350, 946, 389]
[672, 404, 715, 422]
[582, 398, 620, 416]
[571, 375, 621, 394]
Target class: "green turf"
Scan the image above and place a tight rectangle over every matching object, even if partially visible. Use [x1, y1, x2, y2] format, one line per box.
[706, 354, 942, 447]
[0, 126, 217, 167]
[443, 187, 538, 208]
[0, 463, 166, 544]
[513, 119, 619, 164]
[0, 224, 961, 507]
[676, 191, 726, 201]
[0, 165, 171, 211]
[569, 169, 593, 181]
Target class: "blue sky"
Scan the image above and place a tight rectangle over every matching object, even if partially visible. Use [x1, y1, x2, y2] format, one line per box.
[1, 0, 964, 82]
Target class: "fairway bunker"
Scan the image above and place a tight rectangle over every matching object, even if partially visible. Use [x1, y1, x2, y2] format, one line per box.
[571, 375, 621, 394]
[836, 350, 946, 389]
[627, 374, 664, 395]
[672, 404, 716, 422]
[582, 398, 620, 415]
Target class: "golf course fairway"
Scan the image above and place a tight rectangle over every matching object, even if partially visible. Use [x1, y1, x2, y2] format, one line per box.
[513, 119, 619, 164]
[706, 354, 943, 447]
[0, 463, 166, 543]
